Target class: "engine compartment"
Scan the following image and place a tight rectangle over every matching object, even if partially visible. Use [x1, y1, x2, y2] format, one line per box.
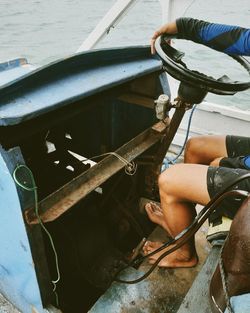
[0, 70, 170, 312]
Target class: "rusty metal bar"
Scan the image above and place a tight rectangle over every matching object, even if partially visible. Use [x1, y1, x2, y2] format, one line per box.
[154, 105, 187, 175]
[142, 104, 188, 198]
[25, 121, 168, 224]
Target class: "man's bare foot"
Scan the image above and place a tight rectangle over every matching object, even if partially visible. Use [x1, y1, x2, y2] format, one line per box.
[143, 241, 198, 268]
[145, 202, 168, 230]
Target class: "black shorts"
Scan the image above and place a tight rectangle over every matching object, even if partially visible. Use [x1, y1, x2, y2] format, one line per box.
[207, 135, 250, 219]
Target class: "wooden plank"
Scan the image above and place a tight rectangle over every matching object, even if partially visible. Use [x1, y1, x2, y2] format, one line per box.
[177, 246, 221, 313]
[118, 93, 154, 109]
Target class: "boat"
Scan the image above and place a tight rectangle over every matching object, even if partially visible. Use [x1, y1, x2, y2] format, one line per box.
[0, 1, 249, 312]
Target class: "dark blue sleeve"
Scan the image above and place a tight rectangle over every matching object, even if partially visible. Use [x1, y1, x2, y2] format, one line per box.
[176, 17, 250, 56]
[243, 155, 250, 169]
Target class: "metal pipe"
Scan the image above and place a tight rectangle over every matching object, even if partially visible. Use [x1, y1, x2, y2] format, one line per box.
[76, 0, 139, 52]
[76, 0, 195, 53]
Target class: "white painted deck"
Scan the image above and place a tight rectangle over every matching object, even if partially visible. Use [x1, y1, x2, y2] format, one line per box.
[0, 293, 20, 313]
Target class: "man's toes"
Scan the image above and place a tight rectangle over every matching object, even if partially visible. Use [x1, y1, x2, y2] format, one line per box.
[147, 241, 162, 249]
[144, 241, 154, 249]
[145, 203, 153, 216]
[149, 202, 157, 211]
[142, 241, 150, 254]
[150, 202, 162, 213]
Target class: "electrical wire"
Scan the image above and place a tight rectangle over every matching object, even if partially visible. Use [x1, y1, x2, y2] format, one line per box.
[12, 152, 136, 301]
[114, 173, 250, 284]
[162, 104, 197, 170]
[13, 164, 60, 306]
[171, 104, 197, 163]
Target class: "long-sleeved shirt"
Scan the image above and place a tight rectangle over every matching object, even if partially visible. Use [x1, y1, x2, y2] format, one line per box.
[176, 18, 250, 169]
[176, 17, 250, 56]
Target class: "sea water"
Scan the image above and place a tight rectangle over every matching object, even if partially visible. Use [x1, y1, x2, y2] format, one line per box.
[0, 0, 249, 109]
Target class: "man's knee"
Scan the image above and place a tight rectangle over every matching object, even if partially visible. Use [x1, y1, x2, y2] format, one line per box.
[158, 169, 170, 193]
[158, 172, 174, 206]
[174, 134, 221, 163]
[185, 136, 209, 163]
[158, 168, 186, 204]
[185, 135, 227, 164]
[158, 166, 177, 196]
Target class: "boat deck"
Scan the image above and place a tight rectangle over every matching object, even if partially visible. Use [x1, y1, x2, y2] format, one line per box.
[0, 223, 213, 313]
[89, 208, 211, 313]
[0, 293, 20, 313]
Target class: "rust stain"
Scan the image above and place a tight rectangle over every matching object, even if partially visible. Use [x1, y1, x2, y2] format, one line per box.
[151, 119, 170, 133]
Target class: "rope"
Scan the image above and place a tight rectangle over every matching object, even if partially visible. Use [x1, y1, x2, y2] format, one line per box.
[219, 245, 235, 313]
[83, 151, 137, 176]
[13, 164, 60, 306]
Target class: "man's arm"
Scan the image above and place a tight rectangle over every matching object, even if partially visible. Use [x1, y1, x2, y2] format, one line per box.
[176, 18, 250, 56]
[151, 17, 250, 56]
[150, 21, 178, 54]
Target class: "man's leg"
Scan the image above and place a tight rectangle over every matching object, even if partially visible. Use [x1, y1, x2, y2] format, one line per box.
[184, 135, 227, 164]
[143, 163, 210, 268]
[145, 135, 227, 230]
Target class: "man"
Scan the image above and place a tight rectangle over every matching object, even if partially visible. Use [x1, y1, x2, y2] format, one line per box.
[143, 18, 250, 268]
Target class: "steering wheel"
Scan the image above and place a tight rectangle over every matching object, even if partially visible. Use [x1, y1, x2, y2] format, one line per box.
[154, 35, 250, 97]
